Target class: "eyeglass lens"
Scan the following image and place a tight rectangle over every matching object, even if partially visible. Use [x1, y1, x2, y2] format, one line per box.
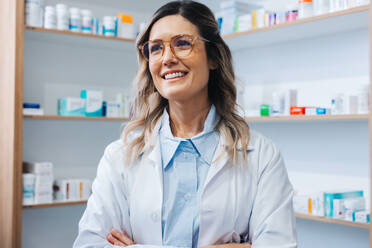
[143, 35, 194, 61]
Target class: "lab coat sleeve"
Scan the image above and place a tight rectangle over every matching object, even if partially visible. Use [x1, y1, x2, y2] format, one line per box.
[248, 139, 297, 248]
[73, 142, 176, 248]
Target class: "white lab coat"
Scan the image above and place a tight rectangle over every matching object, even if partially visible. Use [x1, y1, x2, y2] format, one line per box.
[74, 123, 297, 248]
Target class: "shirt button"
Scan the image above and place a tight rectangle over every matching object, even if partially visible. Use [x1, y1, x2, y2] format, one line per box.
[151, 212, 160, 222]
[184, 193, 191, 201]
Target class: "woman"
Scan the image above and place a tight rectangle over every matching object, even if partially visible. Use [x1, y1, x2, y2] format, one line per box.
[73, 1, 297, 247]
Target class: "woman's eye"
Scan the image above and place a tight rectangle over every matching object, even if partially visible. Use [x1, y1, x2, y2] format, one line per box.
[150, 44, 162, 53]
[175, 39, 192, 48]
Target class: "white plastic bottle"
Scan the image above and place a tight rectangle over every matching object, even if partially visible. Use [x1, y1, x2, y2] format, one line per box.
[44, 6, 56, 29]
[81, 9, 93, 34]
[298, 0, 314, 19]
[56, 4, 69, 30]
[25, 0, 44, 27]
[102, 16, 116, 37]
[69, 7, 81, 32]
[357, 85, 369, 114]
[313, 0, 330, 15]
[117, 14, 135, 38]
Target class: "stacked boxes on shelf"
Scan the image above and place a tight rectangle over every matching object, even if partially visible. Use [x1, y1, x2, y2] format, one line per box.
[57, 89, 130, 118]
[293, 189, 370, 223]
[258, 85, 369, 117]
[22, 161, 92, 205]
[217, 0, 370, 35]
[23, 162, 54, 205]
[54, 179, 92, 201]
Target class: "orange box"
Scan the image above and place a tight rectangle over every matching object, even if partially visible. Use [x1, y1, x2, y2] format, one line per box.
[290, 106, 306, 115]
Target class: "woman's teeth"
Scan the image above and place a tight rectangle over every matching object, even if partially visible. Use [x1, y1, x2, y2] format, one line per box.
[164, 72, 186, 79]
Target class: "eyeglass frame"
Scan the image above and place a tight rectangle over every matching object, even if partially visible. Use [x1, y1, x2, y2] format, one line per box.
[139, 34, 210, 62]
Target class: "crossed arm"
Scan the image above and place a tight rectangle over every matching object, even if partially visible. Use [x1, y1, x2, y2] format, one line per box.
[106, 228, 252, 248]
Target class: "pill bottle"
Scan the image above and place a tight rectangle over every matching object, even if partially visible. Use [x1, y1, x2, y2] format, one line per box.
[69, 7, 81, 32]
[81, 9, 93, 34]
[23, 173, 35, 205]
[56, 4, 69, 30]
[44, 6, 56, 29]
[25, 0, 44, 27]
[357, 85, 369, 114]
[117, 14, 135, 39]
[330, 0, 348, 12]
[313, 0, 330, 15]
[298, 0, 313, 19]
[102, 16, 116, 37]
[271, 92, 281, 116]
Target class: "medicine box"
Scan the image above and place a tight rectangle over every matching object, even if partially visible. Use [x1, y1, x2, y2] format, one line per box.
[324, 190, 364, 217]
[58, 97, 85, 116]
[81, 89, 103, 117]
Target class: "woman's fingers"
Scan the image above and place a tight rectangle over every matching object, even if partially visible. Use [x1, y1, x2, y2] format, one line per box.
[110, 228, 136, 245]
[106, 234, 126, 246]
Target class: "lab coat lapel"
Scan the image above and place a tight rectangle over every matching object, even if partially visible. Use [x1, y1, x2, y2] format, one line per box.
[202, 136, 255, 193]
[202, 139, 230, 192]
[142, 126, 163, 244]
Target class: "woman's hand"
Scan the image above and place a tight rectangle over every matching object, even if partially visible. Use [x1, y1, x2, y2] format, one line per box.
[202, 243, 251, 248]
[106, 228, 136, 246]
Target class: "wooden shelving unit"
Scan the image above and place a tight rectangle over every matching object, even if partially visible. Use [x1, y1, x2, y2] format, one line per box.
[25, 26, 136, 43]
[1, 1, 371, 247]
[23, 200, 87, 209]
[295, 213, 370, 229]
[23, 115, 130, 122]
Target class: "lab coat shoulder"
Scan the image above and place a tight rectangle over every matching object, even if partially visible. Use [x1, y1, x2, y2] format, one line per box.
[247, 130, 282, 176]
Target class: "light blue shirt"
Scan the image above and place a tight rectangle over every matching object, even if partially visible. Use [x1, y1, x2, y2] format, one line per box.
[159, 105, 220, 248]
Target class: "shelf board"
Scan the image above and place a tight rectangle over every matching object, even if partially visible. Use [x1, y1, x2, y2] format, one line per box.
[245, 114, 370, 122]
[25, 26, 136, 42]
[223, 5, 369, 50]
[295, 213, 370, 229]
[25, 26, 136, 51]
[23, 200, 87, 209]
[23, 115, 130, 122]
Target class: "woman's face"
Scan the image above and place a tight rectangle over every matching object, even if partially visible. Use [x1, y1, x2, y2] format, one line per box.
[148, 14, 214, 103]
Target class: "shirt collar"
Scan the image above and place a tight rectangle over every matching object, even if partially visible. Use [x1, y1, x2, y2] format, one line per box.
[159, 105, 220, 169]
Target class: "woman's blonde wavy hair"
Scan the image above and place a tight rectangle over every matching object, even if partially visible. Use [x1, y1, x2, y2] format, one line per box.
[122, 0, 250, 165]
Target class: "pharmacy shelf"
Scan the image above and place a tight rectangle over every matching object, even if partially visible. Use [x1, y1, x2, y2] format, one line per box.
[245, 114, 370, 122]
[223, 5, 369, 51]
[22, 200, 87, 209]
[23, 114, 369, 122]
[25, 26, 136, 51]
[23, 115, 129, 122]
[295, 213, 370, 229]
[24, 5, 369, 52]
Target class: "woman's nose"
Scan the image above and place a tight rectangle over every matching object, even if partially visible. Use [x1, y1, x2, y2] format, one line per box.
[162, 45, 178, 66]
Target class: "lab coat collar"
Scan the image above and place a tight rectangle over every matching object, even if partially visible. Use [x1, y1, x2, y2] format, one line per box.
[159, 105, 220, 168]
[147, 108, 255, 165]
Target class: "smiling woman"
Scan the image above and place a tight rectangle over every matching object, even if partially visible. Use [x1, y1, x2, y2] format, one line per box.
[73, 1, 297, 248]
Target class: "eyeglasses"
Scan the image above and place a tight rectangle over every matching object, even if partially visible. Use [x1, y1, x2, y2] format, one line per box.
[140, 34, 209, 62]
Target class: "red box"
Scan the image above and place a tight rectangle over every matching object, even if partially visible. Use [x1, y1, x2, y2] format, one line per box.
[290, 106, 306, 115]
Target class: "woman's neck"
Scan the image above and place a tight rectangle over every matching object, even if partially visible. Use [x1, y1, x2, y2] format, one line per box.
[168, 100, 211, 139]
